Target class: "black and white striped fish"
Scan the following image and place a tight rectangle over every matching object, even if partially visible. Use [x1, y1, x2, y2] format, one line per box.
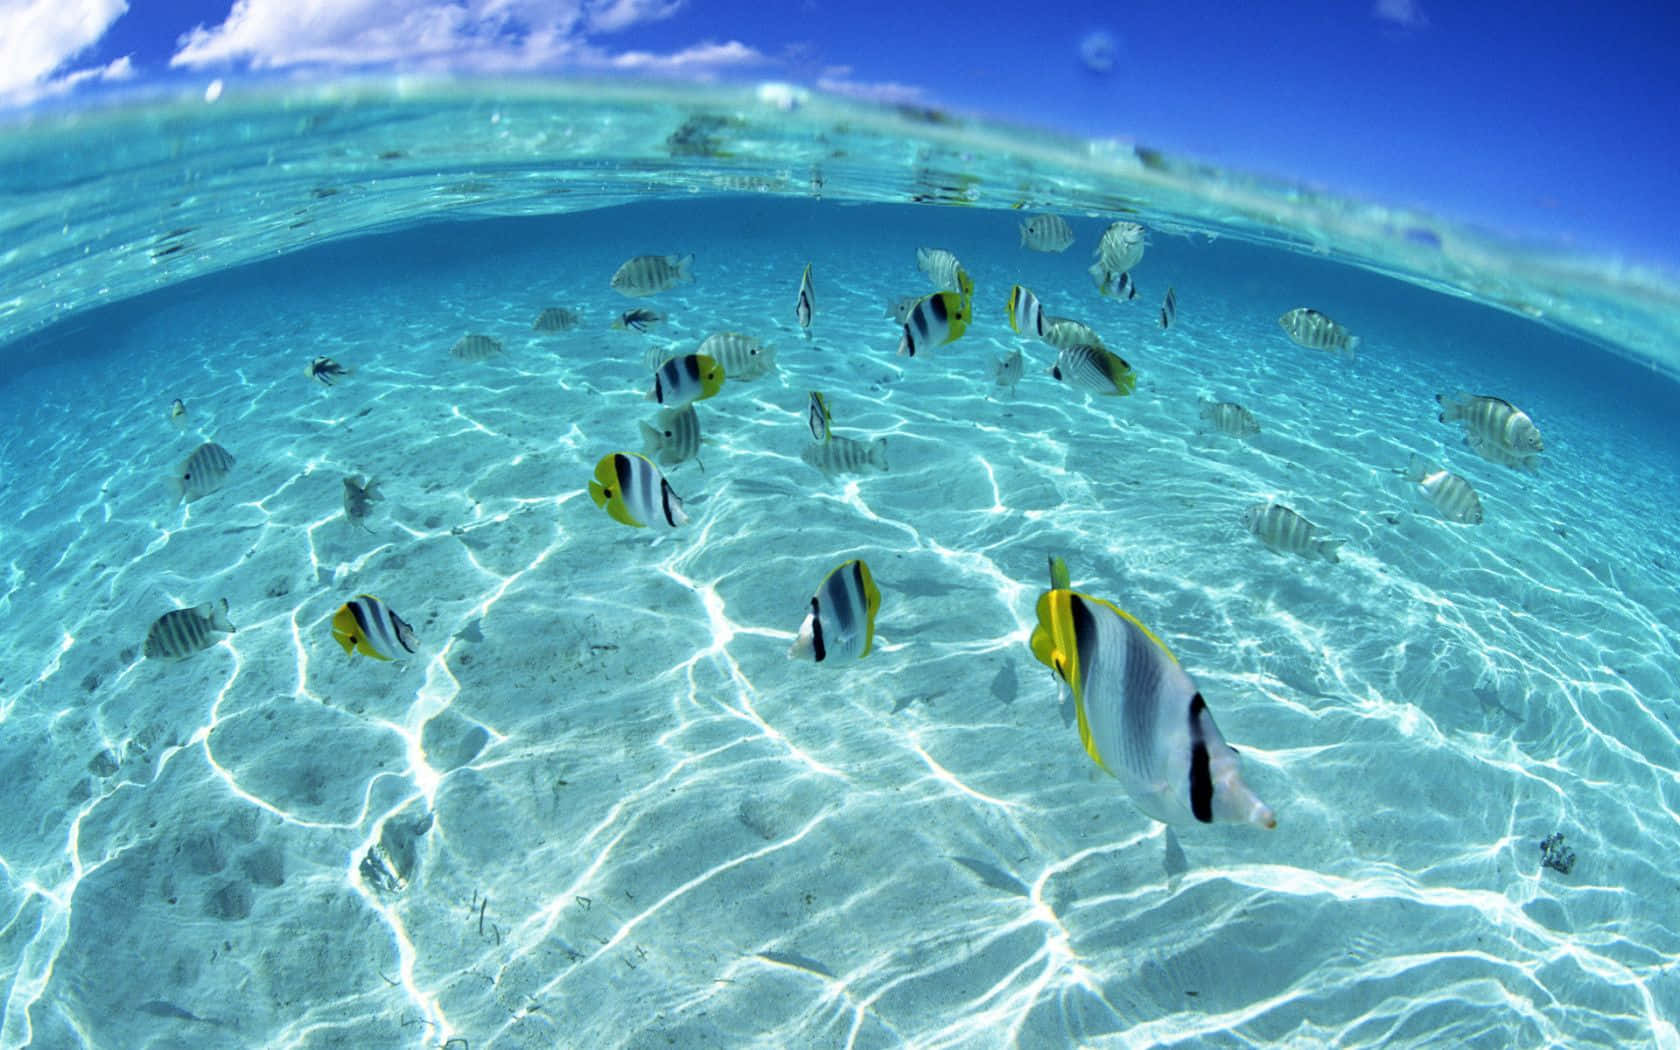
[1020, 213, 1075, 252]
[1159, 286, 1177, 330]
[1050, 344, 1137, 396]
[1029, 583, 1275, 828]
[1040, 316, 1104, 350]
[807, 391, 832, 442]
[611, 253, 694, 297]
[1436, 392, 1543, 469]
[697, 332, 775, 380]
[532, 307, 581, 332]
[1006, 284, 1046, 338]
[1404, 454, 1483, 524]
[795, 263, 815, 334]
[331, 595, 418, 661]
[800, 435, 887, 475]
[649, 353, 725, 406]
[172, 441, 235, 505]
[897, 292, 970, 357]
[638, 404, 703, 467]
[588, 451, 688, 532]
[451, 334, 502, 361]
[144, 599, 235, 660]
[1198, 399, 1260, 438]
[789, 559, 881, 662]
[1243, 503, 1342, 563]
[994, 348, 1024, 395]
[1092, 220, 1147, 275]
[915, 247, 972, 297]
[1278, 307, 1359, 355]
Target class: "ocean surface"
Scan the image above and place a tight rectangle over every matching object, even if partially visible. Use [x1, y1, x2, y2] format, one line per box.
[1, 82, 1677, 1050]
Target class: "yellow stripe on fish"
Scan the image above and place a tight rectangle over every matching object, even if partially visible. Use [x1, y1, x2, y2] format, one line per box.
[789, 559, 881, 662]
[649, 353, 725, 406]
[1007, 284, 1046, 338]
[1029, 584, 1275, 829]
[1050, 344, 1136, 396]
[897, 292, 970, 357]
[332, 594, 417, 661]
[588, 451, 688, 531]
[807, 391, 832, 442]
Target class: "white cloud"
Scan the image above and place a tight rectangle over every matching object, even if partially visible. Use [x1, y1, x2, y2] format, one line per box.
[0, 0, 129, 104]
[584, 0, 684, 34]
[814, 75, 927, 106]
[1373, 0, 1428, 29]
[604, 40, 765, 74]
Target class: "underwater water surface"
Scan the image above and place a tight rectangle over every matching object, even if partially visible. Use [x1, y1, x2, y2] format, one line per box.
[0, 83, 1677, 1050]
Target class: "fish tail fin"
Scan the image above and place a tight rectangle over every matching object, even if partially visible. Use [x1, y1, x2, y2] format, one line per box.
[1318, 538, 1344, 564]
[870, 438, 889, 472]
[212, 597, 236, 632]
[677, 253, 695, 283]
[1404, 454, 1433, 482]
[1347, 335, 1361, 354]
[1436, 391, 1466, 422]
[364, 478, 382, 501]
[638, 421, 663, 459]
[1047, 555, 1071, 590]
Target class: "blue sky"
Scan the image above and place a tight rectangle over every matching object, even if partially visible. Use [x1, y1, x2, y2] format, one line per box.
[6, 0, 1677, 267]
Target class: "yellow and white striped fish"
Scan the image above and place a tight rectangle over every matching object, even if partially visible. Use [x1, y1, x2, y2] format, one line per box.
[1029, 575, 1275, 829]
[1050, 344, 1136, 396]
[611, 253, 694, 297]
[916, 247, 973, 297]
[144, 599, 235, 660]
[697, 332, 775, 380]
[649, 353, 725, 406]
[1159, 286, 1177, 330]
[1243, 503, 1342, 563]
[172, 441, 235, 505]
[807, 391, 833, 443]
[789, 559, 881, 663]
[168, 398, 187, 427]
[897, 292, 970, 357]
[795, 263, 815, 334]
[638, 404, 703, 467]
[1436, 392, 1543, 469]
[331, 595, 417, 661]
[1019, 213, 1075, 252]
[588, 451, 688, 531]
[1278, 308, 1359, 355]
[1405, 454, 1483, 524]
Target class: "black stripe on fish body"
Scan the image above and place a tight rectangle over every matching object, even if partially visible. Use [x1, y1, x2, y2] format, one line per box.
[612, 454, 637, 508]
[809, 597, 827, 662]
[348, 598, 378, 651]
[927, 293, 950, 325]
[658, 478, 681, 527]
[390, 610, 417, 653]
[826, 568, 859, 638]
[1187, 693, 1215, 823]
[1067, 594, 1099, 698]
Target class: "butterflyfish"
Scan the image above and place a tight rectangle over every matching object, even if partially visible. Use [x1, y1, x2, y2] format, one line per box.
[789, 559, 881, 663]
[332, 595, 418, 661]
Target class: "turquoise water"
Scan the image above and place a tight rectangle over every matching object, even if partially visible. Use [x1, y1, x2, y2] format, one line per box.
[1, 83, 1678, 1050]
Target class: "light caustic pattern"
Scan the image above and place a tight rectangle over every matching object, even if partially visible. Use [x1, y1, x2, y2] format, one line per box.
[0, 201, 1677, 1050]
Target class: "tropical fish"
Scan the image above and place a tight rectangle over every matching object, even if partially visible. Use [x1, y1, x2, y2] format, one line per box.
[1436, 392, 1543, 469]
[588, 451, 688, 531]
[1028, 578, 1275, 828]
[801, 435, 888, 475]
[343, 475, 383, 530]
[1050, 344, 1136, 396]
[650, 353, 724, 406]
[1159, 286, 1177, 330]
[1006, 284, 1046, 338]
[1091, 220, 1147, 276]
[144, 599, 235, 660]
[638, 404, 702, 467]
[1095, 270, 1140, 301]
[696, 332, 775, 380]
[1243, 503, 1342, 563]
[916, 247, 973, 297]
[1198, 399, 1260, 438]
[331, 594, 419, 661]
[885, 295, 922, 324]
[994, 348, 1024, 395]
[807, 391, 832, 442]
[1278, 307, 1359, 355]
[1040, 316, 1104, 350]
[1020, 213, 1075, 252]
[789, 559, 881, 662]
[898, 292, 971, 357]
[450, 334, 502, 361]
[171, 441, 235, 505]
[305, 356, 350, 385]
[611, 253, 695, 297]
[532, 307, 581, 332]
[1404, 454, 1483, 524]
[614, 308, 664, 333]
[168, 398, 187, 427]
[795, 263, 815, 333]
